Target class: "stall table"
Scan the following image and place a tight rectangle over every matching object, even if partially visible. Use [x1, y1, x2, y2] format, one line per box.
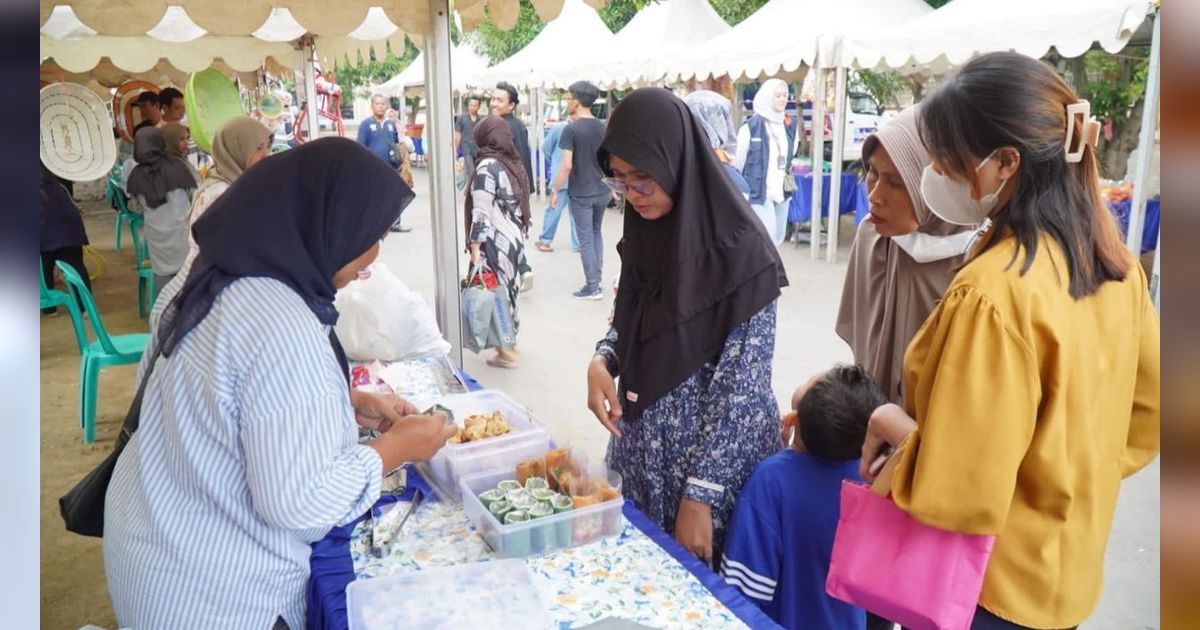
[307, 373, 781, 630]
[1107, 197, 1160, 255]
[788, 173, 870, 226]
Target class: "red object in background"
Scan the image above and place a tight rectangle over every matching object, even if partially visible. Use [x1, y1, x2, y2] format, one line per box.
[351, 365, 373, 387]
[294, 67, 345, 143]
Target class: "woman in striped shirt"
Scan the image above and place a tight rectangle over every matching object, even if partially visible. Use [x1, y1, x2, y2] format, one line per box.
[103, 138, 455, 629]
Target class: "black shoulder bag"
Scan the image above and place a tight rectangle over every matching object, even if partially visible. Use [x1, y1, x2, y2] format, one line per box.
[59, 345, 161, 537]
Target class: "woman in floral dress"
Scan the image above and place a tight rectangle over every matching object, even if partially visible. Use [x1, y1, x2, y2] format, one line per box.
[465, 115, 531, 368]
[585, 88, 789, 566]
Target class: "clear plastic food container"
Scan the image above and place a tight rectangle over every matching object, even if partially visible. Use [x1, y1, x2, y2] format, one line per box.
[418, 390, 551, 502]
[460, 467, 624, 559]
[346, 558, 552, 629]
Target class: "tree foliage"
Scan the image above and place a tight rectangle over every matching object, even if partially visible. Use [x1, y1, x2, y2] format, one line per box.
[333, 39, 421, 99]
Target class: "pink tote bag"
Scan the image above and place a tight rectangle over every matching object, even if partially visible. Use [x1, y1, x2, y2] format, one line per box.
[825, 448, 996, 630]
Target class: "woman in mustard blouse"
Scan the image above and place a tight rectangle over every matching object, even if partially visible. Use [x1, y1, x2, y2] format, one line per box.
[861, 52, 1160, 630]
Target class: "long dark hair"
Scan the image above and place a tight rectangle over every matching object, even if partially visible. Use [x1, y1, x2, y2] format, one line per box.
[918, 52, 1130, 298]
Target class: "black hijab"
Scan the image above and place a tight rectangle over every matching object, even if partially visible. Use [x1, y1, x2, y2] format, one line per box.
[467, 115, 531, 236]
[156, 137, 414, 380]
[127, 126, 199, 207]
[600, 87, 788, 417]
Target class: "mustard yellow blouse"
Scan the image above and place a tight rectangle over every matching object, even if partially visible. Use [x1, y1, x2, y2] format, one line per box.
[892, 234, 1160, 629]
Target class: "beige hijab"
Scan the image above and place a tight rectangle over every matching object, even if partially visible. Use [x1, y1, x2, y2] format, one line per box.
[835, 106, 975, 405]
[161, 122, 190, 158]
[207, 116, 272, 185]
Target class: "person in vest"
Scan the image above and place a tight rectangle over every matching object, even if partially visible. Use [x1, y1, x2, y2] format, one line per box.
[735, 79, 796, 246]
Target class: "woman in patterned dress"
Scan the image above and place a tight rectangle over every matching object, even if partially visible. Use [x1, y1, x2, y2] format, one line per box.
[585, 88, 789, 566]
[466, 115, 531, 369]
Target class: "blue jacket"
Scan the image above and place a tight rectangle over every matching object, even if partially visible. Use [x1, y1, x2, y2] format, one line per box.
[742, 114, 796, 206]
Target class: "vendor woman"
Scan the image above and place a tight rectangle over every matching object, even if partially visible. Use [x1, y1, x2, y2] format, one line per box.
[103, 139, 456, 629]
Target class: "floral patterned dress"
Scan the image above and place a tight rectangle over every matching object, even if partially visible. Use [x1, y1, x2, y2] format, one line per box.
[594, 302, 782, 559]
[470, 157, 528, 333]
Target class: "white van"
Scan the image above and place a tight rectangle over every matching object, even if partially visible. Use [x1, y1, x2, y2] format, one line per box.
[801, 91, 888, 163]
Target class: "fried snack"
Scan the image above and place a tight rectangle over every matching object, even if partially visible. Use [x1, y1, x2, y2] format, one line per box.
[515, 456, 546, 485]
[449, 410, 514, 444]
[598, 481, 621, 502]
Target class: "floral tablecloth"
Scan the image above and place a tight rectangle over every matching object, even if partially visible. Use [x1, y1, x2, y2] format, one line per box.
[348, 499, 755, 629]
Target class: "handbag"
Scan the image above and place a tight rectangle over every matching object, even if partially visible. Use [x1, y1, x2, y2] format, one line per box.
[458, 265, 496, 352]
[825, 447, 996, 630]
[59, 345, 162, 537]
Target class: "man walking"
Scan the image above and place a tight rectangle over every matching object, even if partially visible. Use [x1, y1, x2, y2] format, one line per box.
[534, 116, 580, 253]
[454, 94, 482, 189]
[549, 81, 608, 300]
[357, 93, 411, 232]
[491, 81, 534, 290]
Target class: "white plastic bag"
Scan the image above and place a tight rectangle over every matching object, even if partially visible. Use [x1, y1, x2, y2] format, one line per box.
[334, 263, 451, 362]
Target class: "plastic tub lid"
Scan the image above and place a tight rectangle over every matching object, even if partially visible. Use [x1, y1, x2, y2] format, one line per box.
[347, 559, 552, 629]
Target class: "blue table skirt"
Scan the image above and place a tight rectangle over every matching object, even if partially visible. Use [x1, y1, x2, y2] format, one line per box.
[789, 172, 870, 225]
[307, 372, 780, 630]
[1108, 198, 1160, 254]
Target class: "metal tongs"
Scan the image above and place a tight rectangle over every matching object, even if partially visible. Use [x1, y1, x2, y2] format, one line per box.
[372, 488, 424, 559]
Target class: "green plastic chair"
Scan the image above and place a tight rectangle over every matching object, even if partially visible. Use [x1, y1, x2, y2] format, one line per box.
[40, 259, 87, 354]
[55, 260, 150, 444]
[130, 220, 155, 318]
[109, 177, 141, 253]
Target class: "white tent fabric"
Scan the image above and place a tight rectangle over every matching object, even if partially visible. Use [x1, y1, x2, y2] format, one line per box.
[837, 0, 1156, 73]
[376, 45, 490, 95]
[659, 0, 932, 81]
[578, 0, 730, 88]
[468, 0, 617, 90]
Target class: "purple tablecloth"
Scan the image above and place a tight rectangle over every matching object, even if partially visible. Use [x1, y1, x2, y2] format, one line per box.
[789, 172, 870, 225]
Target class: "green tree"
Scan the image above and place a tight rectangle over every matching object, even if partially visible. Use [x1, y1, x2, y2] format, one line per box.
[333, 38, 421, 100]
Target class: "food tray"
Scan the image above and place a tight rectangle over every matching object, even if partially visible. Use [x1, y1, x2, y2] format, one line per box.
[417, 390, 551, 502]
[460, 467, 624, 559]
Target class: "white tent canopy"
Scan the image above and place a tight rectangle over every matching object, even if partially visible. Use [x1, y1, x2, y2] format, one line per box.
[578, 0, 730, 88]
[837, 0, 1156, 73]
[376, 44, 490, 96]
[469, 0, 617, 90]
[659, 0, 932, 81]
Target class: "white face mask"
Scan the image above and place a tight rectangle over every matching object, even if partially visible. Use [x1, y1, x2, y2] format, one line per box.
[919, 151, 1008, 226]
[890, 229, 981, 264]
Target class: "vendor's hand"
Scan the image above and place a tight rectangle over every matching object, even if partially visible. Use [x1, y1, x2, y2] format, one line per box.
[368, 413, 457, 472]
[674, 498, 714, 564]
[586, 355, 623, 437]
[350, 389, 420, 433]
[860, 403, 917, 482]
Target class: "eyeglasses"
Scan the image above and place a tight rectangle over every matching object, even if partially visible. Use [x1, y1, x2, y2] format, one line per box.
[602, 176, 655, 196]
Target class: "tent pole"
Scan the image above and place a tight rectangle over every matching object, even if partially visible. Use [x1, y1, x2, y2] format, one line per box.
[1126, 11, 1159, 254]
[808, 63, 826, 259]
[424, 0, 464, 368]
[826, 65, 848, 263]
[534, 87, 545, 199]
[300, 38, 320, 142]
[1151, 227, 1160, 313]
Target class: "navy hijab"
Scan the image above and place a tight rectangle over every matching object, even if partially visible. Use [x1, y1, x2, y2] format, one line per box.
[156, 137, 414, 380]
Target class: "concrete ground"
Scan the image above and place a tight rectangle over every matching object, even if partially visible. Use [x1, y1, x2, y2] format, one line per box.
[41, 166, 1158, 628]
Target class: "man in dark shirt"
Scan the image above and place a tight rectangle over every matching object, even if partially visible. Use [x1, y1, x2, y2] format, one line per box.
[357, 93, 411, 232]
[159, 87, 186, 124]
[490, 82, 535, 194]
[133, 90, 162, 133]
[491, 81, 534, 290]
[551, 81, 608, 300]
[454, 94, 482, 189]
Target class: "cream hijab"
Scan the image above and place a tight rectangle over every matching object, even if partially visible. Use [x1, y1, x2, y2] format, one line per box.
[835, 106, 975, 405]
[207, 116, 272, 185]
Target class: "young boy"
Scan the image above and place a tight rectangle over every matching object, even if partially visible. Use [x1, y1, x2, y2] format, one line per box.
[721, 364, 886, 630]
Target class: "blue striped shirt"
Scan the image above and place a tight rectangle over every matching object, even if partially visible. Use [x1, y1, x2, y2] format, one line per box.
[103, 276, 382, 629]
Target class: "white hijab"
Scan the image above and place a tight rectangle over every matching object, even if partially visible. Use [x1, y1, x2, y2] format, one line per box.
[752, 79, 787, 124]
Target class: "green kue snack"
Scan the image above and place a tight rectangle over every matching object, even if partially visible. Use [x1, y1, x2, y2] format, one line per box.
[503, 510, 532, 556]
[424, 404, 455, 427]
[497, 480, 522, 493]
[488, 498, 513, 520]
[505, 488, 531, 504]
[527, 502, 555, 552]
[551, 495, 574, 551]
[510, 494, 537, 511]
[550, 495, 574, 513]
[530, 488, 556, 503]
[478, 488, 504, 510]
[524, 477, 549, 491]
[527, 502, 553, 519]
